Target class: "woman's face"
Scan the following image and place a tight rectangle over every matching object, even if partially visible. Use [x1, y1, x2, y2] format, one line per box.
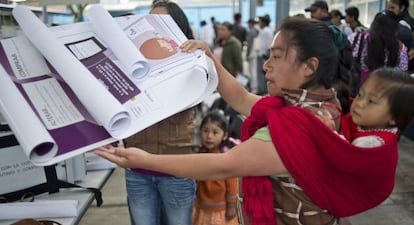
[388, 2, 403, 16]
[218, 24, 231, 40]
[331, 14, 341, 26]
[262, 31, 308, 96]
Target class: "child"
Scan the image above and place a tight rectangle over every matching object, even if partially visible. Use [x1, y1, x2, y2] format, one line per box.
[341, 67, 414, 147]
[193, 110, 239, 225]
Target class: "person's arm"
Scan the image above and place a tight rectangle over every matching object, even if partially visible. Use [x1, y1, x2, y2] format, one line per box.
[181, 40, 260, 116]
[95, 137, 287, 180]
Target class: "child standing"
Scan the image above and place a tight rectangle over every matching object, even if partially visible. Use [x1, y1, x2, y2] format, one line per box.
[342, 67, 414, 147]
[193, 110, 238, 225]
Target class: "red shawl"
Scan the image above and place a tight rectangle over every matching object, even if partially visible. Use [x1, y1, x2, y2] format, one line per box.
[241, 96, 399, 225]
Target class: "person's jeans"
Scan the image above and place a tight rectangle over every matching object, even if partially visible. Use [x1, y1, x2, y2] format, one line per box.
[125, 168, 196, 225]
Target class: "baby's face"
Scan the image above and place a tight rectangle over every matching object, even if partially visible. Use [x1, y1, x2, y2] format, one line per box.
[350, 77, 396, 129]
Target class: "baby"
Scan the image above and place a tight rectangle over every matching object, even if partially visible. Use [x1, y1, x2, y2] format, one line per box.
[342, 67, 414, 147]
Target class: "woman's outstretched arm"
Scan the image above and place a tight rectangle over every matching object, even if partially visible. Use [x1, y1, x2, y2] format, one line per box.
[95, 137, 287, 180]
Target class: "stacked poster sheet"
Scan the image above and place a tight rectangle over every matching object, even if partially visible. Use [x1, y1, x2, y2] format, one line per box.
[0, 5, 218, 166]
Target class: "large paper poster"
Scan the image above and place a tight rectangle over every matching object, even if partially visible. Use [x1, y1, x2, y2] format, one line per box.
[0, 5, 218, 166]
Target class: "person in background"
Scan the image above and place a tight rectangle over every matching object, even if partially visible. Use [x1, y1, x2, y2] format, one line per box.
[349, 11, 408, 85]
[304, 0, 332, 25]
[213, 22, 243, 77]
[388, 0, 414, 71]
[199, 20, 215, 50]
[211, 16, 219, 41]
[256, 15, 273, 95]
[342, 67, 414, 147]
[193, 110, 239, 225]
[330, 9, 353, 36]
[150, 1, 194, 39]
[96, 17, 398, 225]
[388, 0, 414, 49]
[345, 6, 367, 33]
[388, 0, 414, 140]
[232, 13, 247, 48]
[211, 21, 244, 133]
[245, 18, 260, 94]
[124, 1, 196, 225]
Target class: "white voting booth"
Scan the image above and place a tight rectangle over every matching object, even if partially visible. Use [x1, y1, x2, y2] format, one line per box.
[0, 110, 115, 224]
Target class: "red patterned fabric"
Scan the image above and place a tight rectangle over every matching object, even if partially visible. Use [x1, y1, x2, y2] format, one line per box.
[241, 96, 399, 225]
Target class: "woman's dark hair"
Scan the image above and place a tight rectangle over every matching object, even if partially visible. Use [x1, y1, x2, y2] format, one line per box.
[220, 21, 234, 31]
[151, 1, 194, 39]
[390, 0, 409, 10]
[330, 9, 344, 19]
[345, 6, 360, 20]
[259, 15, 271, 26]
[279, 17, 352, 113]
[367, 67, 414, 131]
[366, 11, 400, 71]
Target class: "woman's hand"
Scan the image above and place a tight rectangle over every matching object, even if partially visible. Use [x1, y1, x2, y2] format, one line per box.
[180, 40, 213, 57]
[95, 145, 148, 168]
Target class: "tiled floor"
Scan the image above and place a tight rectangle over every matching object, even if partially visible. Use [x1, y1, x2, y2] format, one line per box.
[78, 136, 414, 225]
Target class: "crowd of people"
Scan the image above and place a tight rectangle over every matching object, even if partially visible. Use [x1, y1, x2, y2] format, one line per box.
[95, 1, 414, 225]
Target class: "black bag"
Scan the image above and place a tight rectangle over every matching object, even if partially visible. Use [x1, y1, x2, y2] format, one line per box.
[350, 32, 365, 97]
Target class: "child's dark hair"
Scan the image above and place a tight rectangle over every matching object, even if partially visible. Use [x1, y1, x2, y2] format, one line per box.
[200, 110, 237, 150]
[369, 67, 414, 131]
[200, 110, 228, 133]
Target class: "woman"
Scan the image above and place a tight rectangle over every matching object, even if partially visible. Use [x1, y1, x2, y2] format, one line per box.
[349, 11, 408, 85]
[213, 21, 243, 77]
[388, 0, 414, 72]
[388, 0, 414, 50]
[97, 18, 398, 225]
